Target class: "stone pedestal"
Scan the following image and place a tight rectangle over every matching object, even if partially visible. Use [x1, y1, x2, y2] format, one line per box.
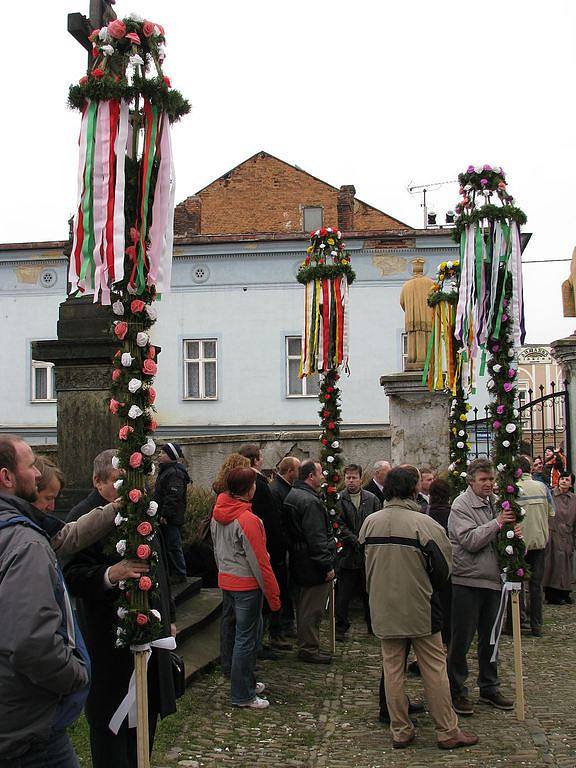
[380, 371, 450, 469]
[551, 333, 576, 471]
[32, 298, 118, 512]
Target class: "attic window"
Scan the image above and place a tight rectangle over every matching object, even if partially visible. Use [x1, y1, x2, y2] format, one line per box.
[303, 206, 323, 233]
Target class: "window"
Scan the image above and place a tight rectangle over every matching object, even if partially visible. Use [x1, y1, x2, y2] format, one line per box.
[183, 339, 217, 400]
[303, 206, 323, 233]
[401, 333, 408, 372]
[31, 360, 56, 402]
[286, 336, 320, 397]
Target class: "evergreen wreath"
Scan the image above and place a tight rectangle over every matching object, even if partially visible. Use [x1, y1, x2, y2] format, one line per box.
[318, 369, 344, 551]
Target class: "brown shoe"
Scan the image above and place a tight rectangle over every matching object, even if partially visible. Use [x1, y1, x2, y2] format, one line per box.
[438, 731, 479, 750]
[452, 694, 474, 715]
[392, 731, 415, 749]
[478, 692, 514, 710]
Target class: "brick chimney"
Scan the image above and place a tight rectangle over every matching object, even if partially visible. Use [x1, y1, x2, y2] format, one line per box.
[184, 195, 202, 235]
[337, 185, 355, 231]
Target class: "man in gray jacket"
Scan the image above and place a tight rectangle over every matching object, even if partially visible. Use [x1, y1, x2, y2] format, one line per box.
[0, 434, 90, 766]
[447, 458, 516, 715]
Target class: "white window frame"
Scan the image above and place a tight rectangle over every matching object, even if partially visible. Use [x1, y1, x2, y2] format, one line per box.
[183, 339, 218, 400]
[401, 333, 408, 372]
[285, 336, 319, 398]
[31, 359, 56, 403]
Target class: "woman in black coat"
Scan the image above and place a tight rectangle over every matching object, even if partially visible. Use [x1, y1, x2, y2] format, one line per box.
[427, 478, 452, 647]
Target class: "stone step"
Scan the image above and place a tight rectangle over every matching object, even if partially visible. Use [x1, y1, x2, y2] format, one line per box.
[179, 617, 222, 685]
[175, 587, 222, 647]
[171, 576, 203, 607]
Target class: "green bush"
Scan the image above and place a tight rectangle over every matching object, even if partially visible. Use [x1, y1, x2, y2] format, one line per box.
[181, 485, 215, 548]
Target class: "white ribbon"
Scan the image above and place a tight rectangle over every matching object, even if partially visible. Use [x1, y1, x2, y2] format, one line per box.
[108, 635, 176, 734]
[489, 580, 522, 662]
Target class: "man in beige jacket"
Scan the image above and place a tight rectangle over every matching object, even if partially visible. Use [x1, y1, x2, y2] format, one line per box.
[359, 466, 477, 751]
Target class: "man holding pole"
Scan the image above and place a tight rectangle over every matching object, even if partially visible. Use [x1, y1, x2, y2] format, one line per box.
[447, 458, 516, 715]
[283, 460, 336, 664]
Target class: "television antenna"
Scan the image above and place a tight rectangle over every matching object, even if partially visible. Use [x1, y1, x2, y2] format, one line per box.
[407, 179, 457, 228]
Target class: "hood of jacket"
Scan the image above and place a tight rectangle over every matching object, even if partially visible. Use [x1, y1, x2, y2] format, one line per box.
[212, 493, 252, 526]
[157, 461, 190, 485]
[0, 492, 50, 537]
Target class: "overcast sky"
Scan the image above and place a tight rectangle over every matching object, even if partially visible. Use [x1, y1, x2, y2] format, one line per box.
[2, 0, 575, 344]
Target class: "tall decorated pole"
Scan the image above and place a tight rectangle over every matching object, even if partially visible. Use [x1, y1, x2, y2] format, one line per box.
[298, 226, 355, 651]
[453, 164, 528, 719]
[67, 13, 189, 767]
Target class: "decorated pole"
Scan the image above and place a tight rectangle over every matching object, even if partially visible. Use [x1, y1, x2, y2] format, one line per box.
[67, 12, 189, 765]
[453, 164, 528, 719]
[298, 227, 355, 642]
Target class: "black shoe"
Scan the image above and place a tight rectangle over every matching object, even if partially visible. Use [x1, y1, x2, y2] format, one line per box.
[297, 651, 332, 664]
[407, 661, 420, 677]
[392, 731, 415, 749]
[408, 700, 425, 715]
[268, 636, 293, 651]
[531, 627, 543, 637]
[452, 695, 474, 716]
[563, 595, 573, 604]
[258, 646, 280, 661]
[478, 692, 514, 710]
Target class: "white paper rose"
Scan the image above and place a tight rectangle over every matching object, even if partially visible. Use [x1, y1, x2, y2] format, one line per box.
[116, 540, 126, 556]
[327, 456, 335, 463]
[127, 283, 137, 295]
[492, 364, 502, 373]
[112, 300, 124, 316]
[128, 378, 143, 394]
[114, 513, 126, 527]
[502, 440, 511, 448]
[332, 441, 340, 449]
[118, 580, 126, 590]
[497, 463, 506, 472]
[505, 545, 514, 555]
[458, 430, 465, 437]
[99, 27, 110, 41]
[129, 54, 145, 66]
[456, 441, 465, 449]
[117, 607, 128, 619]
[113, 478, 123, 490]
[145, 305, 158, 321]
[128, 405, 143, 419]
[505, 423, 516, 433]
[460, 472, 468, 478]
[147, 501, 159, 516]
[487, 380, 495, 390]
[136, 332, 149, 347]
[102, 44, 114, 56]
[121, 352, 133, 367]
[151, 609, 161, 621]
[112, 455, 121, 470]
[141, 439, 156, 456]
[506, 530, 514, 539]
[128, 12, 144, 21]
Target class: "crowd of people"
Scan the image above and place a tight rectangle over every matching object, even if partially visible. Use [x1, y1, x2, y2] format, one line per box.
[0, 432, 574, 765]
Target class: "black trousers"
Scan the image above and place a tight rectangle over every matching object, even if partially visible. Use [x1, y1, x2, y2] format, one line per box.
[448, 584, 500, 698]
[335, 567, 371, 633]
[521, 548, 546, 629]
[88, 715, 158, 768]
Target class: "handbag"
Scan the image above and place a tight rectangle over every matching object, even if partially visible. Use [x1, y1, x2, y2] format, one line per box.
[170, 651, 186, 699]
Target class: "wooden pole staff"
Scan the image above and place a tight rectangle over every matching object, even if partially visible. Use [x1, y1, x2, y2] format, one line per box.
[134, 650, 150, 768]
[330, 579, 336, 655]
[511, 590, 525, 721]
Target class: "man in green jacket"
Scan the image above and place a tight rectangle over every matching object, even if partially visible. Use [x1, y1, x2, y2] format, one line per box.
[359, 466, 477, 751]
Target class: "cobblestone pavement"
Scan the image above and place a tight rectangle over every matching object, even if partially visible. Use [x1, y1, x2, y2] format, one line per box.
[152, 603, 576, 768]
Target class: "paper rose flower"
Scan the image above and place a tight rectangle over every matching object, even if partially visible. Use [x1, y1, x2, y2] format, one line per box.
[128, 405, 143, 419]
[112, 300, 124, 316]
[137, 521, 153, 537]
[112, 369, 122, 382]
[141, 439, 156, 456]
[456, 441, 465, 449]
[497, 463, 506, 472]
[506, 530, 515, 539]
[505, 545, 514, 555]
[516, 568, 525, 577]
[114, 512, 126, 527]
[501, 500, 511, 511]
[150, 609, 161, 621]
[136, 332, 149, 348]
[112, 455, 121, 470]
[496, 405, 505, 415]
[503, 382, 513, 393]
[506, 484, 515, 493]
[107, 19, 126, 38]
[492, 364, 502, 373]
[332, 441, 340, 449]
[113, 478, 124, 490]
[129, 54, 145, 66]
[147, 501, 159, 516]
[515, 468, 523, 478]
[136, 544, 151, 560]
[145, 304, 158, 321]
[505, 423, 517, 433]
[502, 440, 511, 448]
[492, 421, 501, 430]
[326, 456, 335, 463]
[114, 321, 128, 340]
[147, 387, 156, 405]
[136, 613, 149, 626]
[117, 606, 128, 619]
[139, 576, 152, 591]
[116, 539, 126, 556]
[143, 359, 157, 375]
[118, 425, 134, 440]
[147, 346, 156, 359]
[102, 44, 114, 56]
[142, 20, 155, 37]
[130, 299, 146, 314]
[128, 489, 142, 503]
[128, 378, 142, 394]
[121, 352, 134, 367]
[109, 398, 122, 414]
[129, 452, 143, 469]
[126, 32, 141, 44]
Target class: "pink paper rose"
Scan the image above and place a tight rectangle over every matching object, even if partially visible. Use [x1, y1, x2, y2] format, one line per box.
[139, 576, 152, 591]
[137, 521, 153, 537]
[136, 612, 149, 625]
[112, 369, 122, 382]
[130, 299, 146, 314]
[492, 420, 501, 430]
[109, 398, 122, 415]
[107, 19, 126, 39]
[128, 489, 142, 503]
[501, 500, 511, 511]
[506, 485, 515, 493]
[143, 359, 157, 375]
[147, 346, 156, 359]
[147, 387, 156, 405]
[136, 544, 151, 560]
[125, 32, 141, 44]
[503, 382, 513, 392]
[496, 405, 505, 415]
[114, 321, 128, 340]
[147, 419, 158, 432]
[129, 452, 143, 469]
[142, 20, 155, 37]
[119, 425, 134, 440]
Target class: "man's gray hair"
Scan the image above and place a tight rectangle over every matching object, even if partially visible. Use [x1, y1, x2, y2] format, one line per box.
[466, 457, 493, 483]
[373, 460, 391, 470]
[93, 449, 117, 482]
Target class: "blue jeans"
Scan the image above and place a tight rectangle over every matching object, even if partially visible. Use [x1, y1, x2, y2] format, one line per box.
[0, 730, 79, 768]
[225, 589, 263, 705]
[164, 524, 187, 579]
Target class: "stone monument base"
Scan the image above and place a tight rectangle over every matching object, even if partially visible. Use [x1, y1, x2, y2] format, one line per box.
[380, 370, 450, 470]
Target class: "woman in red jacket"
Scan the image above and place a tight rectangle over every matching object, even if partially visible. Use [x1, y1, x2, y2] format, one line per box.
[211, 467, 281, 709]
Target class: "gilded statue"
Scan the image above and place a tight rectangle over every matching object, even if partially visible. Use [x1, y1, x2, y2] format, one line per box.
[400, 258, 435, 370]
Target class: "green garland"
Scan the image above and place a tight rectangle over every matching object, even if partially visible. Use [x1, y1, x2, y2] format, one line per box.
[297, 262, 356, 285]
[318, 370, 345, 552]
[453, 205, 527, 242]
[297, 227, 355, 286]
